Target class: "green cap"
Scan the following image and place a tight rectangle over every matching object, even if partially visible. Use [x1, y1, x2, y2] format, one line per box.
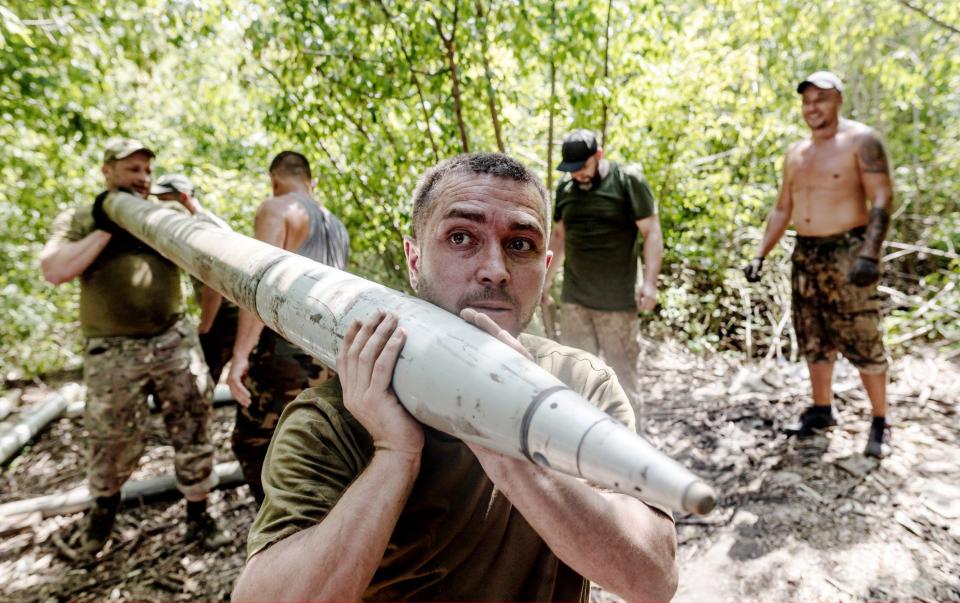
[103, 138, 155, 163]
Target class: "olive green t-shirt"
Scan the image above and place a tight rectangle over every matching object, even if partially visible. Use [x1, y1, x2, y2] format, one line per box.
[47, 201, 186, 338]
[247, 333, 635, 602]
[554, 161, 656, 311]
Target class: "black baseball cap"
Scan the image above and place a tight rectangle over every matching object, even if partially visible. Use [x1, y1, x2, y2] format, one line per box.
[557, 129, 599, 172]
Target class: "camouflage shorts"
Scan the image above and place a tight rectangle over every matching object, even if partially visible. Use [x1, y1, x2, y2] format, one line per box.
[791, 227, 889, 373]
[559, 303, 640, 419]
[83, 316, 216, 498]
[232, 330, 335, 502]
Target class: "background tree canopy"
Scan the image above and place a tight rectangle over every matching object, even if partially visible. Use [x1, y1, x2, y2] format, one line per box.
[2, 0, 958, 379]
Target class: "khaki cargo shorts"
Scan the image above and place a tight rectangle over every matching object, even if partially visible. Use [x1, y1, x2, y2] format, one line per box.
[791, 228, 889, 373]
[83, 316, 216, 498]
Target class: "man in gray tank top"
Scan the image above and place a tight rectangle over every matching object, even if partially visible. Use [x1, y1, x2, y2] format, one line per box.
[227, 151, 350, 504]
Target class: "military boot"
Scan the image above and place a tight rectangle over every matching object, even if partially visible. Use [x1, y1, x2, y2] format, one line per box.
[185, 499, 231, 550]
[784, 404, 839, 437]
[54, 493, 120, 560]
[864, 417, 889, 458]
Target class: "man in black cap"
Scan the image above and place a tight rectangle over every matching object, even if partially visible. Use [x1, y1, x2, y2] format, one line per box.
[744, 70, 895, 457]
[152, 173, 238, 383]
[543, 129, 663, 422]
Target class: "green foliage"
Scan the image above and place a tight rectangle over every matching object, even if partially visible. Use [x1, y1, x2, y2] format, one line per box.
[0, 0, 276, 377]
[1, 0, 958, 378]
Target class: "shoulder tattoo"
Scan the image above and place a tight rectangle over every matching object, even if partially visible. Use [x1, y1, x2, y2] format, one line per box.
[858, 135, 890, 174]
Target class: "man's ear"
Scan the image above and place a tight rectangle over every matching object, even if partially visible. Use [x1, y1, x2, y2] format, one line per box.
[595, 148, 604, 161]
[101, 163, 111, 182]
[403, 235, 421, 292]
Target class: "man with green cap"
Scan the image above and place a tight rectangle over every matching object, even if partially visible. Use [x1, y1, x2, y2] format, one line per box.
[543, 129, 664, 423]
[152, 172, 238, 383]
[41, 139, 228, 558]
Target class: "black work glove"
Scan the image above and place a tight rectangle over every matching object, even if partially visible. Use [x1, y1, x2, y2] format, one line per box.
[92, 191, 124, 235]
[743, 257, 764, 283]
[848, 256, 880, 287]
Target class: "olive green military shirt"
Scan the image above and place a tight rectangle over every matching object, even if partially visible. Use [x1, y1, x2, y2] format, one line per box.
[555, 161, 657, 311]
[47, 200, 186, 338]
[247, 333, 636, 601]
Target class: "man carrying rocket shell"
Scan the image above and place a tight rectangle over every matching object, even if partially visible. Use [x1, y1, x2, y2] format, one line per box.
[232, 153, 678, 602]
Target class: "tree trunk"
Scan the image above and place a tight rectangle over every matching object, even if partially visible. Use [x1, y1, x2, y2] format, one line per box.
[377, 0, 441, 161]
[600, 0, 613, 146]
[546, 0, 558, 192]
[435, 6, 470, 153]
[475, 0, 504, 152]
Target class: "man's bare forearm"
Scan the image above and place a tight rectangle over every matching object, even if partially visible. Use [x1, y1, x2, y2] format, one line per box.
[470, 447, 678, 602]
[859, 206, 891, 260]
[232, 309, 264, 361]
[232, 450, 420, 602]
[198, 286, 224, 333]
[641, 226, 663, 287]
[41, 231, 112, 285]
[756, 206, 790, 258]
[856, 133, 895, 260]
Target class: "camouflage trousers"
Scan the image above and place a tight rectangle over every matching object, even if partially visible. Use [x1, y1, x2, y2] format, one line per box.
[83, 316, 216, 499]
[559, 303, 640, 419]
[792, 227, 889, 373]
[233, 330, 335, 504]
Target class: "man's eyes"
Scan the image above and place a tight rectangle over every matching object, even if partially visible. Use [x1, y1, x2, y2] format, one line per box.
[508, 238, 535, 252]
[450, 232, 473, 245]
[448, 232, 537, 252]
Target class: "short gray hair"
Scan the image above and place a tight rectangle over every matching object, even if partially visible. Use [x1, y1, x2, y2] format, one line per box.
[411, 153, 550, 239]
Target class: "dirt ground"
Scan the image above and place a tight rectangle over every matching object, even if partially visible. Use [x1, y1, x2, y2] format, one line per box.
[1, 343, 958, 602]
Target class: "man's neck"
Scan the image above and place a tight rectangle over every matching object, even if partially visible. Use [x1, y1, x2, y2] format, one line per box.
[274, 181, 313, 198]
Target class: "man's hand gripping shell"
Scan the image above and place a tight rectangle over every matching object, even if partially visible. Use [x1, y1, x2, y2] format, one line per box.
[337, 311, 423, 457]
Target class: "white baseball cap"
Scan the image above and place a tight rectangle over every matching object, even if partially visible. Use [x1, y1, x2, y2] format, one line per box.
[797, 71, 844, 94]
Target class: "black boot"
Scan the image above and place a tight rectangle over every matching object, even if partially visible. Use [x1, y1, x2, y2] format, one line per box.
[186, 499, 231, 550]
[54, 493, 120, 560]
[864, 416, 888, 458]
[784, 404, 838, 437]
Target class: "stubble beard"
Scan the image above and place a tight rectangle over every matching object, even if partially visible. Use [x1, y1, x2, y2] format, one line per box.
[416, 274, 534, 336]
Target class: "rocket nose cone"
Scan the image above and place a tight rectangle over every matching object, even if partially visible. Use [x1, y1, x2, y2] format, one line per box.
[682, 481, 717, 515]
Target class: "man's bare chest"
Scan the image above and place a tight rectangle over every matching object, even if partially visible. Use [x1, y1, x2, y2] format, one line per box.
[793, 145, 859, 184]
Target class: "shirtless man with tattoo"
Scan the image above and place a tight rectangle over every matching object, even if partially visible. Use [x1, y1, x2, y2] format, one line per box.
[745, 71, 894, 457]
